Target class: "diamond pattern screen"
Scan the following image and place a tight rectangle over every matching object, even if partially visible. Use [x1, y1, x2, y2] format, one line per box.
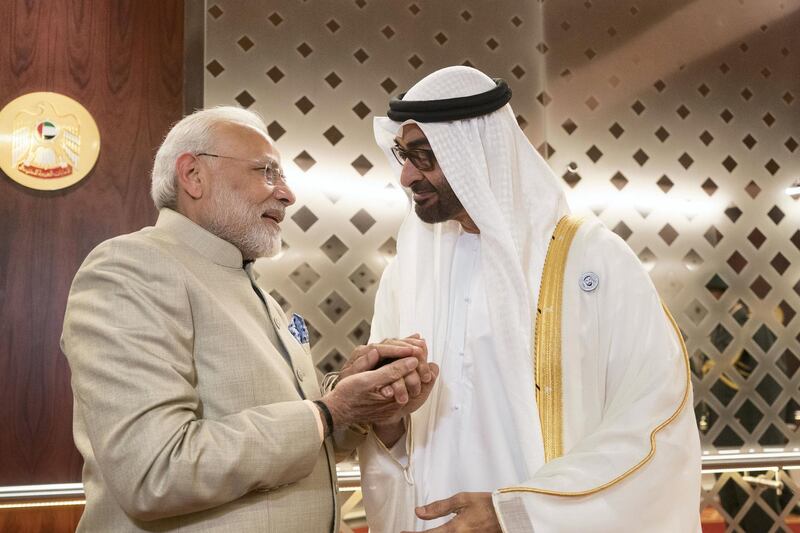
[203, 1, 799, 528]
[203, 0, 546, 377]
[204, 0, 800, 452]
[204, 0, 800, 449]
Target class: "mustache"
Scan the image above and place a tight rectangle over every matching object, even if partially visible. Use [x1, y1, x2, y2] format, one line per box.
[260, 203, 285, 222]
[410, 181, 437, 194]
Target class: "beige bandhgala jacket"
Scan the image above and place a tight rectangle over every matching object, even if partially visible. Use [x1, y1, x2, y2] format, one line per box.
[61, 208, 364, 532]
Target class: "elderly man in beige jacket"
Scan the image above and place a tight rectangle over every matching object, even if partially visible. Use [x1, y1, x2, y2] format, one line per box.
[61, 107, 438, 533]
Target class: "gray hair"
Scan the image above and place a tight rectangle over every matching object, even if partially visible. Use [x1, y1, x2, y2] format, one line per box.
[150, 106, 269, 210]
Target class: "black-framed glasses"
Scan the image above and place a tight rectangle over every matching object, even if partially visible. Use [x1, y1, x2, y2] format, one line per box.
[391, 145, 437, 172]
[196, 152, 287, 186]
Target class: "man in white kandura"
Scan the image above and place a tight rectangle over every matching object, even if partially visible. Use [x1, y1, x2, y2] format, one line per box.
[358, 66, 702, 533]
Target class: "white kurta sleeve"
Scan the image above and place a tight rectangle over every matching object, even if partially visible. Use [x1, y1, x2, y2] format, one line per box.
[359, 259, 418, 532]
[492, 226, 702, 533]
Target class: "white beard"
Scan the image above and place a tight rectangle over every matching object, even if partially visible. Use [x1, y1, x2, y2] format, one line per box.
[204, 183, 282, 260]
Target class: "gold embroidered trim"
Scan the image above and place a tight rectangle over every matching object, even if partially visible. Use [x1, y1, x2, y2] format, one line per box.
[535, 215, 584, 463]
[498, 303, 691, 497]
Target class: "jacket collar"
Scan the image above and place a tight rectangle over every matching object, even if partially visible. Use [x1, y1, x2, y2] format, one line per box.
[155, 208, 244, 268]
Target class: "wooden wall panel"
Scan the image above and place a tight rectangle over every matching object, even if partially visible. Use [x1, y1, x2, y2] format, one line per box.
[0, 0, 184, 485]
[0, 502, 84, 533]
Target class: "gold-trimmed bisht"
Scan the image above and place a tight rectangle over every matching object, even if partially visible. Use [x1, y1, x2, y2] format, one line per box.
[498, 215, 691, 497]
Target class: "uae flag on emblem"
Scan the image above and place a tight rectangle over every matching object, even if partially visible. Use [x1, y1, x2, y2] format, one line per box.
[37, 121, 57, 140]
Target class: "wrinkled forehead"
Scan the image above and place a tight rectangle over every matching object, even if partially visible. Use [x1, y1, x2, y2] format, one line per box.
[214, 121, 280, 161]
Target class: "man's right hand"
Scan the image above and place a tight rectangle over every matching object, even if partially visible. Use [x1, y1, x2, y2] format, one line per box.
[338, 335, 433, 405]
[372, 361, 439, 447]
[321, 358, 435, 429]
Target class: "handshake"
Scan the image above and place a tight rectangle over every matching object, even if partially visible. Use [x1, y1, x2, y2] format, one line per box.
[318, 334, 439, 446]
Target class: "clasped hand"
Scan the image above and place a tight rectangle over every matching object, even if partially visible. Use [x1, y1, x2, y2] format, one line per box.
[321, 334, 439, 428]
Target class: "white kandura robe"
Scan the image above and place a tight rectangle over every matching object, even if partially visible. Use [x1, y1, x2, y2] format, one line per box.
[359, 218, 702, 533]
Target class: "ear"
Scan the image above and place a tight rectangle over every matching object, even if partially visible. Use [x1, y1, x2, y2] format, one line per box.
[175, 153, 204, 200]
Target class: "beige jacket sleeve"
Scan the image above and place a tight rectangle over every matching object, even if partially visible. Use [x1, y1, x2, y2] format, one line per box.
[61, 239, 323, 521]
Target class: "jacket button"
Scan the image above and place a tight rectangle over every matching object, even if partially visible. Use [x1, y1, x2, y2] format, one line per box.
[296, 368, 305, 382]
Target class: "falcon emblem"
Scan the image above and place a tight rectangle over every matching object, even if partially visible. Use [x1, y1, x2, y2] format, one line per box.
[12, 101, 80, 179]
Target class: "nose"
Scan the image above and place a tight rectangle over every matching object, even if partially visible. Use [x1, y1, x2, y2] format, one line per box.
[273, 180, 296, 206]
[399, 160, 424, 189]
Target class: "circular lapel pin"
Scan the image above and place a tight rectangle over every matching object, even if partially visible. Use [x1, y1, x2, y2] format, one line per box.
[580, 272, 599, 292]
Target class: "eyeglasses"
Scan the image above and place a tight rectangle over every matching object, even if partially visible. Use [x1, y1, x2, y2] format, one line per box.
[196, 152, 287, 186]
[391, 145, 437, 172]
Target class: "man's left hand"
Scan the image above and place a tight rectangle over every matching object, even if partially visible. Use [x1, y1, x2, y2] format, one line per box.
[338, 336, 431, 405]
[402, 492, 502, 533]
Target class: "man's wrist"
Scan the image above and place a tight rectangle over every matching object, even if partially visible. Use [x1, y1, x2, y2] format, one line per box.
[372, 418, 406, 448]
[372, 418, 404, 430]
[313, 400, 334, 438]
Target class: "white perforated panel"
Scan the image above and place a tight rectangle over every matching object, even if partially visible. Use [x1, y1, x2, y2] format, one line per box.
[201, 1, 800, 528]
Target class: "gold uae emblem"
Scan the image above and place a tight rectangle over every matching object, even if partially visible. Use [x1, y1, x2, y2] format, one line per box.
[0, 92, 101, 191]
